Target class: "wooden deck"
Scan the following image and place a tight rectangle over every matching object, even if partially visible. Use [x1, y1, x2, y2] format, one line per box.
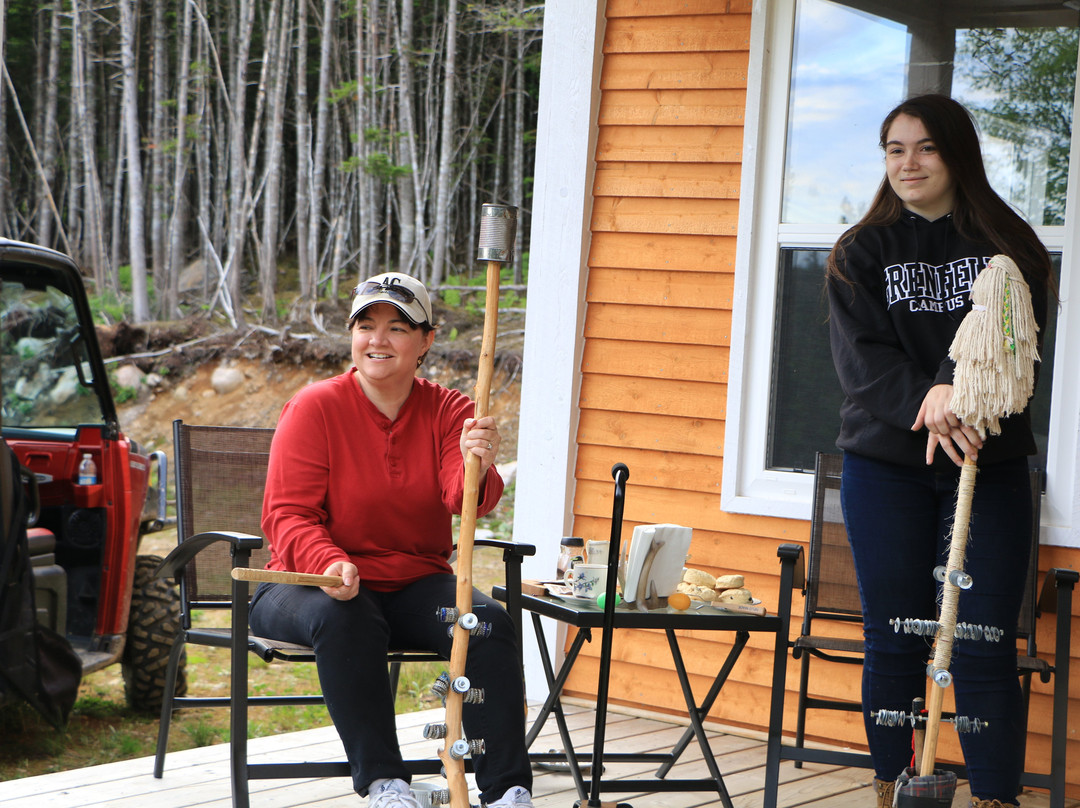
[0, 701, 1071, 807]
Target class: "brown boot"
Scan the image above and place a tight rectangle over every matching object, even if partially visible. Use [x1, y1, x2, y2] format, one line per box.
[874, 778, 895, 808]
[970, 800, 1018, 808]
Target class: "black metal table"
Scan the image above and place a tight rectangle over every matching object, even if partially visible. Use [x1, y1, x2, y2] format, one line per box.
[497, 545, 801, 808]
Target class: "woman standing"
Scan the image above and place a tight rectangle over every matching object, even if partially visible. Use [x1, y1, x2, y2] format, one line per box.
[826, 95, 1052, 808]
[250, 273, 534, 808]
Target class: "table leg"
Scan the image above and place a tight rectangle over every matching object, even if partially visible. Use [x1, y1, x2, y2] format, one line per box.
[656, 629, 750, 778]
[525, 612, 590, 800]
[664, 628, 735, 808]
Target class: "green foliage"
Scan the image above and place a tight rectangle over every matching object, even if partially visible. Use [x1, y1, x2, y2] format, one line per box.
[112, 382, 138, 405]
[184, 720, 223, 748]
[73, 696, 128, 720]
[959, 26, 1078, 225]
[88, 288, 130, 324]
[364, 152, 412, 182]
[330, 79, 359, 105]
[339, 155, 363, 174]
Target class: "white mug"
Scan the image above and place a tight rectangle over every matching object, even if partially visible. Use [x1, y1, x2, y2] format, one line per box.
[570, 563, 607, 599]
[586, 539, 610, 568]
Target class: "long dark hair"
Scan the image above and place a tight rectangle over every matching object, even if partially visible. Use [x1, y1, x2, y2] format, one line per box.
[826, 94, 1054, 293]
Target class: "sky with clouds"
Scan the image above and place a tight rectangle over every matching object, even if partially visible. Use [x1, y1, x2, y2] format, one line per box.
[780, 0, 1073, 227]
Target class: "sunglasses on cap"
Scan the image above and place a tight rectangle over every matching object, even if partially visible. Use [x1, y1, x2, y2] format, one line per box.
[354, 279, 417, 305]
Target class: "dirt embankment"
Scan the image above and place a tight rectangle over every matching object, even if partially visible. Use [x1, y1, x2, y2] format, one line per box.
[107, 306, 526, 457]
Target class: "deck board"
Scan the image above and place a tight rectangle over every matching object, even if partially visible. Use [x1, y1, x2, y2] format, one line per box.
[0, 702, 1072, 808]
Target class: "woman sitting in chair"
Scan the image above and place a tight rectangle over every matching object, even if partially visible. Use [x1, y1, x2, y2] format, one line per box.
[249, 272, 534, 808]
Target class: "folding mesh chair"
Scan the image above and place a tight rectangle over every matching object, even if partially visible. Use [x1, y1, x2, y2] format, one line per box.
[153, 420, 534, 808]
[787, 452, 1074, 806]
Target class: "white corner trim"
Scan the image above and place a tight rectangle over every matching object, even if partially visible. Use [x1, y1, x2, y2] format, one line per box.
[514, 0, 606, 699]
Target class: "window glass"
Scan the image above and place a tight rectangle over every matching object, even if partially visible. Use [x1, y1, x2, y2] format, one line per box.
[782, 2, 907, 225]
[768, 249, 842, 472]
[767, 0, 1074, 476]
[768, 250, 1059, 473]
[782, 0, 1078, 227]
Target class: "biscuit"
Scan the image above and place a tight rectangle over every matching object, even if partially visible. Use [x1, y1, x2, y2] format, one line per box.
[676, 582, 717, 601]
[715, 574, 744, 589]
[681, 568, 716, 589]
[716, 587, 752, 604]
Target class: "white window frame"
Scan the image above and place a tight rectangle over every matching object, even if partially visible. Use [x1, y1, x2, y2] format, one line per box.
[722, 0, 1080, 547]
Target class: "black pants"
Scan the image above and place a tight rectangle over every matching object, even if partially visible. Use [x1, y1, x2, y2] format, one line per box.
[842, 452, 1029, 802]
[249, 573, 532, 802]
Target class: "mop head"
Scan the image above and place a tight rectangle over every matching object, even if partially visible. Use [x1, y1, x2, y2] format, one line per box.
[948, 254, 1039, 437]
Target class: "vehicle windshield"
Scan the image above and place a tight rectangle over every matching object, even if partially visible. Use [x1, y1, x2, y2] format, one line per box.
[1, 279, 106, 428]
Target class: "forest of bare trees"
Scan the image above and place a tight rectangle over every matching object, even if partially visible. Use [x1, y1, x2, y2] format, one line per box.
[0, 0, 543, 325]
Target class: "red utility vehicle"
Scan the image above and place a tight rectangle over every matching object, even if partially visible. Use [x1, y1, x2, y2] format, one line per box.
[1, 239, 183, 715]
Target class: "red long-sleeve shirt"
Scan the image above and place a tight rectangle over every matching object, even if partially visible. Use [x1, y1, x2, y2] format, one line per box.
[261, 370, 504, 591]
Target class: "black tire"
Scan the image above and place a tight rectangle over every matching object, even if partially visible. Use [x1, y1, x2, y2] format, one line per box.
[122, 554, 188, 712]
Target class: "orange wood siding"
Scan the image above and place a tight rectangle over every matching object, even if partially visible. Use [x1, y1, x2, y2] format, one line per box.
[560, 0, 1080, 797]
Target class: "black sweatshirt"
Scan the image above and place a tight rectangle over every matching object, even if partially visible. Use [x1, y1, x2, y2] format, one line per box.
[827, 211, 1046, 470]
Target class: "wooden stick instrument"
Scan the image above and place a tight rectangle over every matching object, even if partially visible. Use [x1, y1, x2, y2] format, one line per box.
[919, 456, 976, 775]
[913, 255, 1039, 784]
[230, 567, 343, 587]
[439, 204, 517, 808]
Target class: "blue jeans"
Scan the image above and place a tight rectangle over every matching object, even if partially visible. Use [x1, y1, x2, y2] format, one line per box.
[841, 452, 1030, 803]
[248, 573, 532, 802]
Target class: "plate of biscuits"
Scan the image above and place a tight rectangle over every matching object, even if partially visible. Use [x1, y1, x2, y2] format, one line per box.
[676, 568, 760, 605]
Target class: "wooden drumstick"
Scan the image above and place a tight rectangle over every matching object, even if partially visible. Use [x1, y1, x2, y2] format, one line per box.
[230, 567, 344, 587]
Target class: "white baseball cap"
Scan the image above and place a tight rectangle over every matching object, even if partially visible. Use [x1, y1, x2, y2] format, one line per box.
[349, 272, 433, 326]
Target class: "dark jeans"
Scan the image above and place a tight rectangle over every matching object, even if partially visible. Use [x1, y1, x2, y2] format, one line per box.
[248, 573, 532, 802]
[841, 452, 1030, 803]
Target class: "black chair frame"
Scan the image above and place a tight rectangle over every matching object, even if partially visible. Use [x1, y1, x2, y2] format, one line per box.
[152, 420, 535, 808]
[785, 452, 1076, 806]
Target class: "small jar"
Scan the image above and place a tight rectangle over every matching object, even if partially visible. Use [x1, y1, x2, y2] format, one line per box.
[556, 537, 585, 581]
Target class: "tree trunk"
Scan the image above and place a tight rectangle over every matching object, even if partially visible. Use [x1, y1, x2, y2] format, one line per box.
[0, 0, 7, 238]
[354, 0, 371, 280]
[294, 0, 312, 301]
[195, 20, 212, 301]
[511, 0, 525, 284]
[431, 0, 458, 285]
[307, 0, 335, 296]
[36, 2, 62, 248]
[120, 0, 150, 322]
[223, 0, 256, 326]
[259, 0, 292, 320]
[150, 0, 169, 315]
[165, 0, 195, 318]
[72, 0, 107, 288]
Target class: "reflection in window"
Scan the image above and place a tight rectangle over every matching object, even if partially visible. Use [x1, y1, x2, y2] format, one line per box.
[768, 249, 841, 472]
[1, 282, 102, 428]
[782, 0, 1078, 227]
[768, 249, 1059, 474]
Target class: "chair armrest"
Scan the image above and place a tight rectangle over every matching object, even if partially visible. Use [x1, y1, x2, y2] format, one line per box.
[777, 543, 805, 592]
[1038, 566, 1079, 615]
[153, 530, 264, 579]
[473, 538, 536, 559]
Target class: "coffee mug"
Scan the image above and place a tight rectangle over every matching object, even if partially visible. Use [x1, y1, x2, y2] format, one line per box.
[586, 539, 610, 568]
[570, 563, 607, 599]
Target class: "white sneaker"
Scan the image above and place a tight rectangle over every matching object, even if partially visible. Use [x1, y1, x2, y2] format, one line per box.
[484, 786, 534, 808]
[369, 778, 422, 808]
